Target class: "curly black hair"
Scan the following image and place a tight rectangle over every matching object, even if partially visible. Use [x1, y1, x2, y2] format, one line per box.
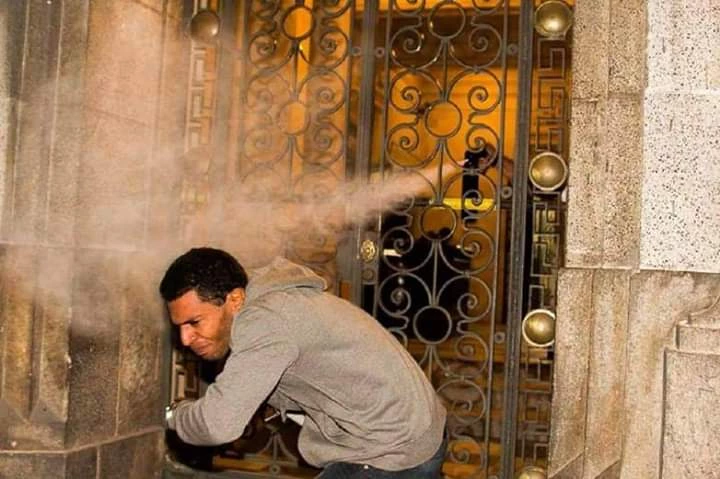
[159, 247, 248, 304]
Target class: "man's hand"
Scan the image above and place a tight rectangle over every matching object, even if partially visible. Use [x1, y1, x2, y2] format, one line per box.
[164, 401, 181, 429]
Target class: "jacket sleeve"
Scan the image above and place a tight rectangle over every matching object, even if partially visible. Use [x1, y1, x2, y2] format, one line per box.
[169, 323, 299, 446]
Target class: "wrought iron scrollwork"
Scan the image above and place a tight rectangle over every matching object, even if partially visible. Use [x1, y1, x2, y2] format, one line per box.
[238, 0, 355, 285]
[365, 1, 511, 476]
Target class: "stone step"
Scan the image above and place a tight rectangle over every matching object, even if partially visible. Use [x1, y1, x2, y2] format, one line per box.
[675, 320, 720, 353]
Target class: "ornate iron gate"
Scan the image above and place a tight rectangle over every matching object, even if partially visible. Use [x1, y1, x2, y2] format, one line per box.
[166, 1, 573, 478]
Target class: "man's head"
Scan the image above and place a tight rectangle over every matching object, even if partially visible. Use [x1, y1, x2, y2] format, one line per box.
[159, 248, 248, 360]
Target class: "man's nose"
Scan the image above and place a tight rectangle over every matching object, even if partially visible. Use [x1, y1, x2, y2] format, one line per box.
[180, 325, 195, 346]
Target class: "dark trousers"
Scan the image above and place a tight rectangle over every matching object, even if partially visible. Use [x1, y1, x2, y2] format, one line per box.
[315, 435, 447, 479]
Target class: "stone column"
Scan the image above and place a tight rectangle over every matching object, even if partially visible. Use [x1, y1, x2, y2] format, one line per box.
[547, 1, 645, 477]
[0, 1, 188, 477]
[549, 1, 720, 478]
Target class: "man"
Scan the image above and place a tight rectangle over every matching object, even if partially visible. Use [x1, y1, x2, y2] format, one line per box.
[160, 247, 447, 478]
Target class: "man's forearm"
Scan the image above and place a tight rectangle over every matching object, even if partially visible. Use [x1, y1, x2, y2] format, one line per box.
[163, 323, 298, 446]
[165, 398, 220, 445]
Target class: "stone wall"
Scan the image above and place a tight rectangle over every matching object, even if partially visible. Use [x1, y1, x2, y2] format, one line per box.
[0, 1, 188, 477]
[550, 1, 720, 478]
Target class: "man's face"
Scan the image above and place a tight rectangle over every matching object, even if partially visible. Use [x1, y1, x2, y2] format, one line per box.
[168, 288, 245, 361]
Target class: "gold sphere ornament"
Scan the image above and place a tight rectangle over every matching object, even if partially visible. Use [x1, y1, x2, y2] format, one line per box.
[528, 152, 568, 192]
[534, 1, 573, 39]
[360, 239, 378, 263]
[522, 309, 556, 348]
[517, 466, 547, 479]
[190, 10, 221, 44]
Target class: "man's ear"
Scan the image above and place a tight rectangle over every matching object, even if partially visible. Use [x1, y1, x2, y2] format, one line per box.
[227, 288, 246, 312]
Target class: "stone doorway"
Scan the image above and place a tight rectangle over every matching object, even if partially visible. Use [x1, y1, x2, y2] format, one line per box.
[166, 1, 574, 478]
[2, 2, 719, 479]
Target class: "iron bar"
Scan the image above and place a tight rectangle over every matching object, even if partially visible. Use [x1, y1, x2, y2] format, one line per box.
[348, 0, 379, 305]
[208, 0, 239, 244]
[500, 0, 535, 477]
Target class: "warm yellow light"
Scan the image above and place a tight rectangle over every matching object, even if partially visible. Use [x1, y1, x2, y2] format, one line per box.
[442, 197, 495, 212]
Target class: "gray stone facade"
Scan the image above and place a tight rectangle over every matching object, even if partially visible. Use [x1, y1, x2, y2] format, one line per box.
[551, 1, 720, 478]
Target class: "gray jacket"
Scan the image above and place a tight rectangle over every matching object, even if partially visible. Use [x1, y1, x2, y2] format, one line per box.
[170, 257, 446, 470]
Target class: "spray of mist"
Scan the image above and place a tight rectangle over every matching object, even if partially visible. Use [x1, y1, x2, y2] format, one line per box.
[0, 4, 462, 343]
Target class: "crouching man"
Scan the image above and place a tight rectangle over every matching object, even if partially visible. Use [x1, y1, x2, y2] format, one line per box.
[160, 247, 447, 478]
